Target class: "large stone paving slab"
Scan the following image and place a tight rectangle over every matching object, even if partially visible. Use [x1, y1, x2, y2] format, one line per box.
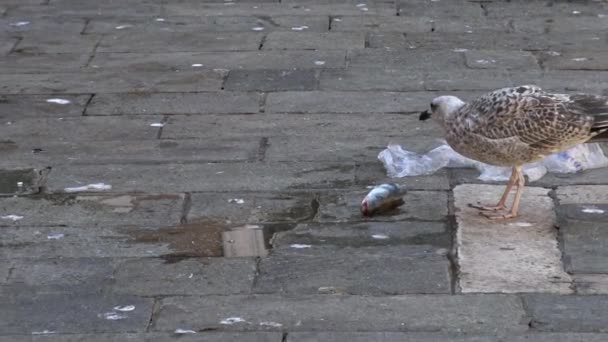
[112, 258, 256, 296]
[43, 163, 355, 193]
[0, 71, 223, 94]
[525, 295, 608, 332]
[97, 32, 263, 52]
[0, 225, 176, 259]
[0, 193, 183, 228]
[0, 293, 154, 335]
[0, 332, 284, 342]
[224, 69, 318, 92]
[263, 32, 365, 50]
[5, 138, 261, 166]
[253, 244, 450, 294]
[288, 333, 608, 342]
[555, 186, 608, 274]
[89, 51, 346, 71]
[160, 113, 434, 139]
[14, 34, 101, 54]
[152, 294, 527, 333]
[0, 95, 90, 119]
[85, 15, 329, 34]
[454, 184, 572, 294]
[265, 91, 471, 114]
[272, 221, 450, 249]
[319, 68, 425, 92]
[86, 92, 260, 115]
[4, 258, 114, 294]
[187, 192, 316, 225]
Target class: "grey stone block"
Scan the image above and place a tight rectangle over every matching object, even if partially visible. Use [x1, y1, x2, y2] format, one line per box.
[15, 34, 101, 54]
[316, 190, 448, 222]
[89, 51, 346, 71]
[0, 17, 86, 36]
[162, 2, 395, 17]
[266, 91, 450, 114]
[425, 70, 513, 91]
[331, 16, 433, 33]
[10, 1, 160, 17]
[254, 245, 450, 294]
[0, 225, 183, 259]
[320, 68, 425, 91]
[5, 258, 114, 294]
[44, 162, 355, 193]
[263, 32, 364, 50]
[0, 71, 223, 94]
[224, 69, 317, 91]
[86, 92, 260, 115]
[161, 113, 430, 140]
[0, 293, 154, 335]
[20, 332, 284, 342]
[574, 274, 608, 295]
[86, 16, 328, 34]
[0, 95, 90, 119]
[264, 117, 443, 161]
[538, 71, 603, 94]
[0, 37, 18, 55]
[483, 1, 607, 18]
[287, 332, 496, 342]
[541, 52, 608, 71]
[397, 0, 484, 18]
[366, 32, 411, 49]
[504, 334, 608, 342]
[5, 138, 261, 166]
[558, 218, 608, 273]
[0, 117, 161, 143]
[464, 50, 539, 70]
[525, 295, 608, 332]
[272, 221, 450, 248]
[153, 294, 526, 333]
[402, 33, 547, 51]
[98, 32, 263, 52]
[0, 194, 183, 228]
[187, 192, 316, 225]
[112, 258, 256, 296]
[348, 49, 466, 70]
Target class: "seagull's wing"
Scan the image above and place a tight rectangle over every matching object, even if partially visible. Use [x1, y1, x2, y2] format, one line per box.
[467, 86, 608, 151]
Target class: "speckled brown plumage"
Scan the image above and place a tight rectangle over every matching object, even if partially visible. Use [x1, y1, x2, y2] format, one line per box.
[445, 85, 608, 166]
[421, 85, 608, 219]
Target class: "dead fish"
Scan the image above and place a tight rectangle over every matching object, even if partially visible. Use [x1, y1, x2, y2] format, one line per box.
[360, 183, 405, 217]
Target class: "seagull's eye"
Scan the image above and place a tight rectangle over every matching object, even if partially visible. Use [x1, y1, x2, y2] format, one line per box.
[430, 103, 438, 110]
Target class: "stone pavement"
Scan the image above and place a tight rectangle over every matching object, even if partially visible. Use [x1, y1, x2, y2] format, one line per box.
[1, 0, 608, 340]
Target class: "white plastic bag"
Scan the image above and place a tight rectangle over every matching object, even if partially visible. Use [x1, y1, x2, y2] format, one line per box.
[378, 143, 608, 182]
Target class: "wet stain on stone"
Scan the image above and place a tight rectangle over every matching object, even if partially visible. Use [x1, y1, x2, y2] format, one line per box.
[0, 169, 37, 195]
[0, 140, 18, 152]
[128, 219, 225, 260]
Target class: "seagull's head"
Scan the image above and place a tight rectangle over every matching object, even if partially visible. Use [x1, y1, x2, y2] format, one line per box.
[420, 96, 466, 124]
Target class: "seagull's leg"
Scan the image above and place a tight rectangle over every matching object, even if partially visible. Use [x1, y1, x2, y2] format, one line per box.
[481, 166, 524, 220]
[468, 167, 518, 211]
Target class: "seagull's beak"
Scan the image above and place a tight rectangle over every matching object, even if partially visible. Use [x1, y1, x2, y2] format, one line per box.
[419, 110, 431, 121]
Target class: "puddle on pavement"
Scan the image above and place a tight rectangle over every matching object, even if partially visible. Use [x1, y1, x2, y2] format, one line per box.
[77, 193, 182, 213]
[0, 169, 38, 195]
[128, 220, 297, 261]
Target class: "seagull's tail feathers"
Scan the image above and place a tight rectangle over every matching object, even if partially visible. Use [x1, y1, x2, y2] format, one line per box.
[589, 112, 608, 142]
[569, 94, 608, 142]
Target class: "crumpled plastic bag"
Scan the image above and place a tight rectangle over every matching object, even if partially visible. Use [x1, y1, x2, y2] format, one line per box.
[378, 142, 608, 182]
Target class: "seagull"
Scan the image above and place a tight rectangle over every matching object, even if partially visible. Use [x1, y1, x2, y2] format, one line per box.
[420, 85, 608, 219]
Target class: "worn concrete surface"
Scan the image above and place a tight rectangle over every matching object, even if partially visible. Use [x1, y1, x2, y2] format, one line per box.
[1, 0, 608, 340]
[455, 184, 572, 294]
